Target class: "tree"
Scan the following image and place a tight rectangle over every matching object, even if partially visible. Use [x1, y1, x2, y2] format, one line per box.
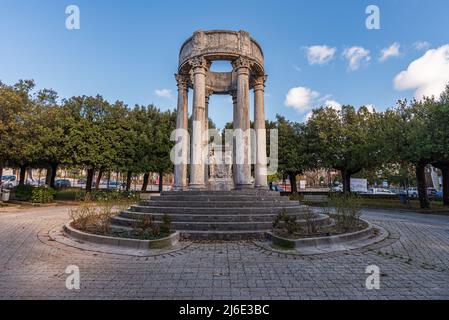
[428, 85, 449, 205]
[307, 105, 387, 193]
[276, 115, 312, 193]
[149, 110, 177, 192]
[392, 98, 438, 209]
[62, 95, 117, 192]
[0, 80, 43, 185]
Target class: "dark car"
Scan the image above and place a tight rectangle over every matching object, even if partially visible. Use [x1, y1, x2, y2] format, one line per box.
[55, 179, 71, 188]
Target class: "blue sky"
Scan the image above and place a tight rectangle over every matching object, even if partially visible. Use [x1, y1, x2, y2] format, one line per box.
[1, 0, 449, 128]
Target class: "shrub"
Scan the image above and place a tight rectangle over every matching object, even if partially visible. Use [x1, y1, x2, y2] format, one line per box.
[54, 189, 85, 201]
[289, 193, 304, 202]
[31, 187, 56, 204]
[273, 210, 300, 235]
[329, 193, 362, 231]
[15, 185, 34, 201]
[69, 196, 117, 235]
[160, 214, 172, 234]
[302, 207, 318, 235]
[132, 213, 172, 240]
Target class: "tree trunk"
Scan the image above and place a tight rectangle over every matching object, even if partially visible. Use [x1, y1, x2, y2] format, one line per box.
[288, 172, 298, 194]
[95, 169, 103, 191]
[158, 171, 163, 193]
[85, 168, 95, 193]
[142, 173, 150, 192]
[0, 165, 3, 181]
[49, 163, 58, 189]
[19, 165, 27, 186]
[416, 163, 430, 209]
[442, 166, 449, 206]
[341, 170, 351, 193]
[45, 166, 52, 186]
[126, 170, 132, 191]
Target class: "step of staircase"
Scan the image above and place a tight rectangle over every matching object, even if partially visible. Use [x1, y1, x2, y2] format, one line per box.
[142, 200, 299, 208]
[111, 190, 328, 240]
[112, 213, 331, 228]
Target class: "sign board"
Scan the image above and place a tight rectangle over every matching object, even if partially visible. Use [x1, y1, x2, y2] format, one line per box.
[299, 180, 306, 190]
[350, 178, 368, 193]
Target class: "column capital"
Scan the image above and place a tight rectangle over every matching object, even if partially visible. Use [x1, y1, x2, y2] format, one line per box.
[232, 57, 253, 73]
[253, 75, 268, 92]
[190, 57, 211, 73]
[175, 74, 190, 91]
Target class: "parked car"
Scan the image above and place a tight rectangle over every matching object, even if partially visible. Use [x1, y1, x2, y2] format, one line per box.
[367, 188, 395, 195]
[55, 179, 71, 188]
[1, 175, 18, 189]
[272, 185, 285, 192]
[100, 181, 122, 190]
[406, 187, 419, 198]
[427, 188, 439, 197]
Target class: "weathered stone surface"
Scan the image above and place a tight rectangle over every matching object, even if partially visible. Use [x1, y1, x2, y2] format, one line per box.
[174, 30, 267, 190]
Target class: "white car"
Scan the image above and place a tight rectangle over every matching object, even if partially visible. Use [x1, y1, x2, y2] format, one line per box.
[406, 188, 419, 198]
[369, 188, 395, 195]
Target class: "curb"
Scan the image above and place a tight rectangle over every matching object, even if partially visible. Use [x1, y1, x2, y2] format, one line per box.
[63, 223, 180, 250]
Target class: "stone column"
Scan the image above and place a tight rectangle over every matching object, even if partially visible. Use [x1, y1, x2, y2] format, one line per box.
[232, 57, 253, 189]
[190, 57, 209, 190]
[204, 90, 212, 186]
[173, 74, 189, 191]
[254, 76, 268, 189]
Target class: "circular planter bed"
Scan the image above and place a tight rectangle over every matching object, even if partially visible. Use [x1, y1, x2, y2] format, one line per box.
[268, 219, 378, 250]
[63, 222, 179, 250]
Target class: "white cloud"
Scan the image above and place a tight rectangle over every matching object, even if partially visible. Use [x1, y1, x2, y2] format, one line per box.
[363, 104, 375, 113]
[304, 99, 341, 122]
[379, 43, 401, 62]
[284, 87, 320, 112]
[394, 44, 449, 99]
[155, 89, 173, 98]
[343, 46, 371, 71]
[305, 45, 337, 65]
[323, 99, 342, 111]
[414, 41, 430, 50]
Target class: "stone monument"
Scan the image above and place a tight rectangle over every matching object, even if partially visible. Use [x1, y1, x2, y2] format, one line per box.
[173, 30, 268, 191]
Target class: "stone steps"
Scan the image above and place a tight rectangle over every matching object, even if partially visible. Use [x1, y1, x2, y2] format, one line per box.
[139, 200, 300, 208]
[113, 212, 330, 225]
[147, 195, 289, 202]
[110, 190, 328, 240]
[113, 211, 327, 226]
[128, 205, 305, 215]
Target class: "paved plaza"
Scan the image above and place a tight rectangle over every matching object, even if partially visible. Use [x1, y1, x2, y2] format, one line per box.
[1, 205, 449, 300]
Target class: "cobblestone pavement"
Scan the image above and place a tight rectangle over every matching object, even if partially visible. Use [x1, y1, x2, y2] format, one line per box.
[1, 205, 449, 300]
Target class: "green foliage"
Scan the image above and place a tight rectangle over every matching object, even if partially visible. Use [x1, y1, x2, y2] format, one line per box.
[160, 214, 172, 234]
[15, 185, 34, 201]
[272, 211, 300, 235]
[276, 115, 312, 179]
[329, 193, 362, 231]
[132, 214, 172, 240]
[31, 187, 55, 204]
[307, 106, 390, 190]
